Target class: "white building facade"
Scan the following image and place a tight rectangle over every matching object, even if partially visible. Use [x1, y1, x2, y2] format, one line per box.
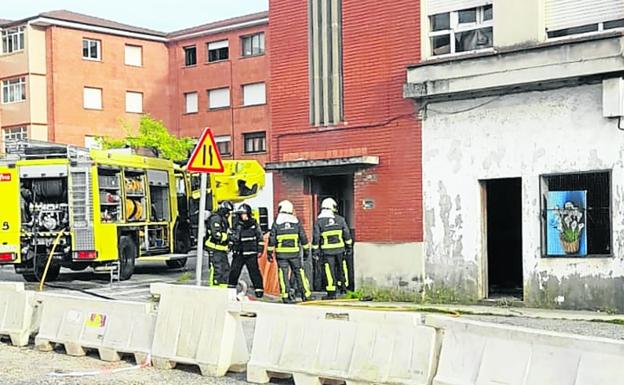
[406, 0, 624, 310]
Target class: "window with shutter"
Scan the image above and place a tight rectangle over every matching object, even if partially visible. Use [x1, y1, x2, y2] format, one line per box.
[208, 88, 230, 109]
[125, 45, 142, 66]
[184, 92, 198, 113]
[83, 87, 102, 110]
[242, 83, 266, 106]
[125, 91, 143, 113]
[546, 0, 624, 38]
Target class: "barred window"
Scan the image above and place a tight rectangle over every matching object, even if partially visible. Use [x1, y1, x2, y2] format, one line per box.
[541, 171, 611, 257]
[309, 0, 343, 126]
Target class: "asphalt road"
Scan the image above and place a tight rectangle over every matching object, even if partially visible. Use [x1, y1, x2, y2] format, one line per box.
[0, 255, 197, 302]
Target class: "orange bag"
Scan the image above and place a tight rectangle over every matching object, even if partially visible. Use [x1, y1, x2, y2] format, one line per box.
[258, 232, 280, 296]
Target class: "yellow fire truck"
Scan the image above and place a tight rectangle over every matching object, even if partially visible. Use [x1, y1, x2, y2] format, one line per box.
[0, 141, 265, 281]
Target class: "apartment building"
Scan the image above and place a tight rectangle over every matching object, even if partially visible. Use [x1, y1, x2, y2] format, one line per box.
[0, 10, 270, 167]
[267, 0, 422, 291]
[405, 0, 624, 310]
[0, 11, 170, 151]
[167, 12, 269, 163]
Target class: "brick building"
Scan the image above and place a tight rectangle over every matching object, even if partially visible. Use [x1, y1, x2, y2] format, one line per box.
[267, 0, 423, 289]
[0, 11, 169, 150]
[167, 12, 269, 163]
[0, 10, 270, 166]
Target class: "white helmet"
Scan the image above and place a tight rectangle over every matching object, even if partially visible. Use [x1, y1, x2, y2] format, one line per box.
[278, 200, 294, 214]
[321, 197, 338, 212]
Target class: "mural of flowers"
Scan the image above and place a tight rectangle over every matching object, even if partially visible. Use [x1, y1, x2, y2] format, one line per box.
[550, 201, 585, 254]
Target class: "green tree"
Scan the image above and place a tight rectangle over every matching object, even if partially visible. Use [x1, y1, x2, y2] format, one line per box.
[99, 116, 194, 161]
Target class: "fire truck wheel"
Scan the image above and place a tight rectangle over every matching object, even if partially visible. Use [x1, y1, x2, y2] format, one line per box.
[22, 263, 61, 283]
[166, 258, 188, 269]
[118, 236, 137, 280]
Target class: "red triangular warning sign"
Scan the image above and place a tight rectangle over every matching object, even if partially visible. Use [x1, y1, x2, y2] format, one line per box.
[186, 128, 225, 173]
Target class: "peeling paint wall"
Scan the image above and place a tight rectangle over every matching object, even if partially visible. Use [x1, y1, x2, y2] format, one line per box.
[423, 83, 624, 311]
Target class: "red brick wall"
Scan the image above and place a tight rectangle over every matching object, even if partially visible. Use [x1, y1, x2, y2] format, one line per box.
[47, 26, 171, 146]
[168, 24, 270, 164]
[269, 0, 422, 242]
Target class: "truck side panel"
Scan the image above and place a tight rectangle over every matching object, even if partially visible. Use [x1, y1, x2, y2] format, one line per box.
[0, 167, 21, 262]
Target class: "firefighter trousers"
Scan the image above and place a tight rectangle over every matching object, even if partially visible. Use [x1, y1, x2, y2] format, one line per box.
[323, 253, 348, 294]
[277, 257, 311, 300]
[228, 253, 264, 294]
[208, 249, 230, 287]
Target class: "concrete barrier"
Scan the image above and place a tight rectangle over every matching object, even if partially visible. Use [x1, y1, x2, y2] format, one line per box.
[34, 293, 155, 363]
[149, 283, 249, 376]
[246, 302, 440, 385]
[427, 316, 624, 385]
[0, 282, 37, 346]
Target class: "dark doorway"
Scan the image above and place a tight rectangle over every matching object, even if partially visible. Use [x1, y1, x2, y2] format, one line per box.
[484, 178, 523, 298]
[310, 174, 354, 226]
[309, 174, 355, 291]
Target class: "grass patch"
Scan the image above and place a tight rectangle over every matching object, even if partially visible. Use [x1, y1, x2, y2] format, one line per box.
[176, 272, 193, 283]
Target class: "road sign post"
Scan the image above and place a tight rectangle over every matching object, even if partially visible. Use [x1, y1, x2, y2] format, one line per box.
[186, 128, 225, 287]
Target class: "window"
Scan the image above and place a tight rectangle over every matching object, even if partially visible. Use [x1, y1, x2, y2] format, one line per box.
[125, 91, 143, 113]
[541, 171, 611, 257]
[84, 135, 102, 150]
[125, 45, 142, 66]
[82, 38, 101, 60]
[242, 83, 266, 106]
[242, 33, 265, 56]
[309, 0, 343, 126]
[184, 46, 196, 66]
[546, 0, 624, 38]
[2, 77, 26, 104]
[83, 87, 102, 110]
[208, 88, 230, 109]
[2, 126, 27, 153]
[243, 132, 266, 154]
[184, 92, 198, 113]
[207, 40, 229, 62]
[1, 26, 25, 54]
[547, 18, 624, 38]
[429, 5, 493, 56]
[215, 135, 231, 156]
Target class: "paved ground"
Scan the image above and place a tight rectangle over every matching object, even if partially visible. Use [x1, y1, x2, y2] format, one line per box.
[0, 256, 197, 302]
[0, 318, 260, 385]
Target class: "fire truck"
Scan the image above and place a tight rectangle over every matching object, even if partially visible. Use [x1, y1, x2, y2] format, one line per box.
[0, 141, 266, 281]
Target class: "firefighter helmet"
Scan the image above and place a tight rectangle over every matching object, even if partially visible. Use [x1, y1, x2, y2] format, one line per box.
[321, 197, 338, 212]
[278, 200, 294, 214]
[237, 203, 252, 215]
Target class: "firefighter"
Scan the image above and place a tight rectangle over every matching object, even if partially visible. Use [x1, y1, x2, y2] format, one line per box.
[205, 200, 234, 287]
[229, 203, 265, 298]
[312, 197, 353, 299]
[267, 200, 312, 303]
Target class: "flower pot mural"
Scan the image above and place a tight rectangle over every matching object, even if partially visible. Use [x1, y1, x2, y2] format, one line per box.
[546, 191, 587, 256]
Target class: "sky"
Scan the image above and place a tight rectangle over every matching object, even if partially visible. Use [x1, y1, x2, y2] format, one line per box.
[2, 0, 269, 32]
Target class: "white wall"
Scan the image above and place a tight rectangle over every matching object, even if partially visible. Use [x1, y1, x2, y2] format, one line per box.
[423, 83, 624, 309]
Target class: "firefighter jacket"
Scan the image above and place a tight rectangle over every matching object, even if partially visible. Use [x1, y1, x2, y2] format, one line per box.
[205, 212, 230, 252]
[312, 210, 353, 256]
[233, 218, 264, 257]
[268, 213, 310, 259]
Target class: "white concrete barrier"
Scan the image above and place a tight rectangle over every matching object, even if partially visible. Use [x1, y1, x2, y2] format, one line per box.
[35, 293, 155, 363]
[427, 316, 624, 385]
[150, 283, 249, 376]
[0, 282, 37, 346]
[246, 302, 440, 385]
